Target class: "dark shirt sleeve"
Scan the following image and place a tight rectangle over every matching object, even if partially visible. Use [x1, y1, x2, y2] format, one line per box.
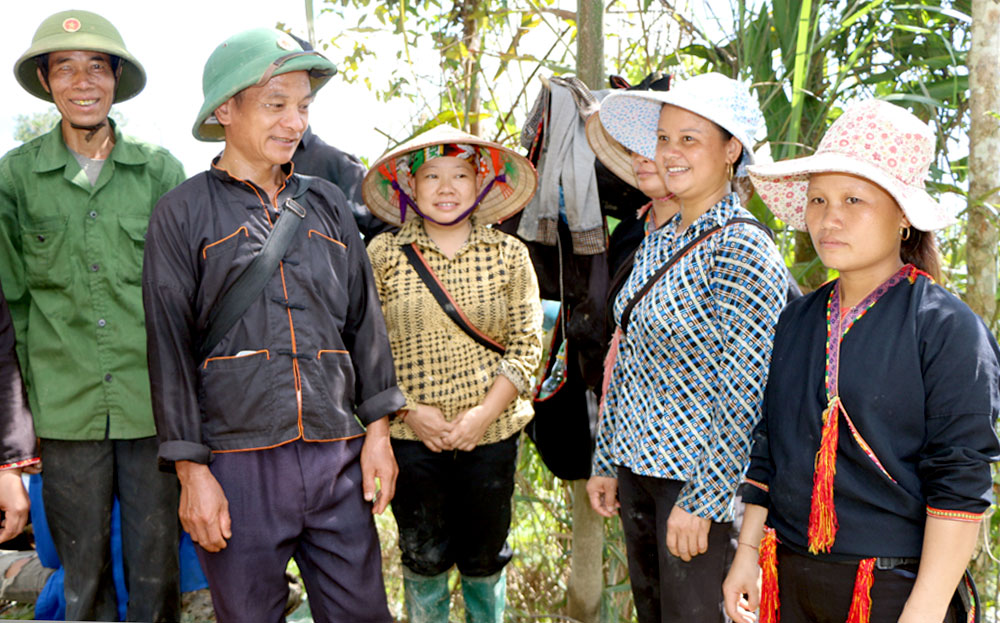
[142, 191, 211, 466]
[740, 306, 795, 509]
[334, 199, 405, 425]
[917, 290, 1000, 520]
[0, 282, 36, 468]
[741, 406, 773, 508]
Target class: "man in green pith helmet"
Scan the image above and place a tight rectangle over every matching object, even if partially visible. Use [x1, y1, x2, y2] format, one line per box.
[143, 28, 403, 622]
[0, 9, 186, 622]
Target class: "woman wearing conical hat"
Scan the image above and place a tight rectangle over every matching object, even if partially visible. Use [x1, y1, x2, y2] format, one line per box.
[723, 99, 1000, 623]
[362, 126, 542, 623]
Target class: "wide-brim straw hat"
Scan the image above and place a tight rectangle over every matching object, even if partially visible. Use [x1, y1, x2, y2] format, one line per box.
[596, 72, 765, 178]
[748, 99, 955, 232]
[363, 125, 537, 226]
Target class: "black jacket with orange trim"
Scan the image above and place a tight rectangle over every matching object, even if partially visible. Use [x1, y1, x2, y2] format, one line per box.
[143, 161, 405, 466]
[0, 280, 36, 470]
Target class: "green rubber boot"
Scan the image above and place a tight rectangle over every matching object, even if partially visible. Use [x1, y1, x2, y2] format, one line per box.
[460, 570, 506, 623]
[403, 569, 451, 623]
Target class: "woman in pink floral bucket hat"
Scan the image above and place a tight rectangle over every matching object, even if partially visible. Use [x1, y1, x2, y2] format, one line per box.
[724, 100, 1000, 623]
[586, 73, 789, 622]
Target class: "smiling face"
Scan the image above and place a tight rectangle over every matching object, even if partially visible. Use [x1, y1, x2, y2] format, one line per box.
[215, 70, 313, 170]
[39, 50, 117, 130]
[630, 150, 670, 199]
[412, 156, 478, 226]
[805, 172, 908, 278]
[654, 104, 742, 206]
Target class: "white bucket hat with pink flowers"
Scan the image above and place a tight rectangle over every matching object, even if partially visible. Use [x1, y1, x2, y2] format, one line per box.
[748, 99, 955, 232]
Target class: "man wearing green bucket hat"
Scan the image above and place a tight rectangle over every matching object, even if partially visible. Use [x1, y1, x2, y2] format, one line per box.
[143, 28, 404, 622]
[0, 9, 186, 621]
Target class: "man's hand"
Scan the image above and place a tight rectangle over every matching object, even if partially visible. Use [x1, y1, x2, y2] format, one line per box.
[443, 405, 495, 452]
[176, 461, 231, 553]
[586, 476, 620, 517]
[0, 469, 29, 543]
[361, 416, 397, 515]
[405, 405, 456, 453]
[666, 504, 711, 561]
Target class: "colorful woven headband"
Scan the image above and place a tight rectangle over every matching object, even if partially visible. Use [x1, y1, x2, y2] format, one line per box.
[406, 143, 478, 175]
[377, 144, 519, 226]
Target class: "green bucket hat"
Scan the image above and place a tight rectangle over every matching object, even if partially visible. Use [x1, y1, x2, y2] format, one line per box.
[14, 10, 146, 104]
[194, 28, 337, 142]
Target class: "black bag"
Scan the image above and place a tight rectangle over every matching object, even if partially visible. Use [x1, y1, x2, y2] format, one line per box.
[524, 305, 596, 481]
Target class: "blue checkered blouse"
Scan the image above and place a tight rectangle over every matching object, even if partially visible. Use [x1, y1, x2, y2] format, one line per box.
[594, 194, 787, 522]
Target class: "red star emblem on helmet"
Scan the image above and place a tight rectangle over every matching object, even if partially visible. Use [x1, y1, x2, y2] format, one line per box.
[62, 18, 81, 32]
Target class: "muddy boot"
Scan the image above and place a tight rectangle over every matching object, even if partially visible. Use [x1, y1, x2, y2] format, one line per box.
[460, 570, 505, 623]
[403, 568, 450, 623]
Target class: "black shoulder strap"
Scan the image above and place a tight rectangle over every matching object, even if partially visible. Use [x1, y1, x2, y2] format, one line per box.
[198, 178, 312, 362]
[400, 243, 506, 356]
[620, 217, 769, 333]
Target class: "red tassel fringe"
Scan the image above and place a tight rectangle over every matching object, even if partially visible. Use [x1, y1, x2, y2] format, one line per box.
[759, 528, 780, 623]
[846, 558, 876, 623]
[808, 399, 841, 554]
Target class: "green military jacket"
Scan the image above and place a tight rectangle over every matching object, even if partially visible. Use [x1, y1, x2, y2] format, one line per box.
[0, 122, 185, 440]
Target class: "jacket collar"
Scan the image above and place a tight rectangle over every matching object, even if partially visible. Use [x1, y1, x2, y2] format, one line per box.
[32, 118, 148, 175]
[395, 216, 496, 251]
[209, 157, 297, 200]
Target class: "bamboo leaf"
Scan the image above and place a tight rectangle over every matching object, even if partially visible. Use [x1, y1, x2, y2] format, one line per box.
[786, 0, 813, 157]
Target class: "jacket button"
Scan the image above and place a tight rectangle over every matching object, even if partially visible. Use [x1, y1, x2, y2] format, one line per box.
[90, 263, 100, 272]
[36, 235, 45, 242]
[104, 374, 113, 382]
[89, 211, 98, 219]
[97, 319, 106, 327]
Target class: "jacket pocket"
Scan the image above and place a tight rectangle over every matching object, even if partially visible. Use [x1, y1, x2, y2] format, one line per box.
[118, 216, 149, 286]
[199, 350, 276, 444]
[201, 227, 249, 260]
[317, 349, 356, 409]
[21, 216, 70, 289]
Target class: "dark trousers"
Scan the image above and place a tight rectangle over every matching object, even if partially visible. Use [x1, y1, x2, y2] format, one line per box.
[776, 544, 965, 623]
[197, 438, 391, 623]
[40, 436, 180, 622]
[391, 435, 518, 577]
[617, 467, 734, 623]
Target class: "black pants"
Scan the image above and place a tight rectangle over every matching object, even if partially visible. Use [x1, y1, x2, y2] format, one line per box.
[776, 544, 966, 623]
[40, 437, 180, 622]
[391, 435, 518, 577]
[617, 467, 734, 623]
[197, 438, 392, 623]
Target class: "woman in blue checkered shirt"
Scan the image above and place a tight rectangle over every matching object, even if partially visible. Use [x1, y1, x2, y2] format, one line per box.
[586, 73, 787, 622]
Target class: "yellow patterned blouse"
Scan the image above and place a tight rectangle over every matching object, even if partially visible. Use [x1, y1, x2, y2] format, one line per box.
[367, 218, 543, 444]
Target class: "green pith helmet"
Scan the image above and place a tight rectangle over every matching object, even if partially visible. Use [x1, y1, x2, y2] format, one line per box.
[14, 10, 146, 103]
[193, 28, 337, 142]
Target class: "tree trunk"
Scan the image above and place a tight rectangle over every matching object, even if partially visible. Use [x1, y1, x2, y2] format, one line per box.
[967, 0, 1000, 602]
[965, 0, 1000, 328]
[576, 1, 605, 90]
[462, 0, 482, 135]
[567, 5, 604, 623]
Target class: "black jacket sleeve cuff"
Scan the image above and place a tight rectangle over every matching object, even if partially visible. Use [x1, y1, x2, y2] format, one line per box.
[357, 386, 406, 426]
[158, 440, 213, 472]
[739, 480, 770, 507]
